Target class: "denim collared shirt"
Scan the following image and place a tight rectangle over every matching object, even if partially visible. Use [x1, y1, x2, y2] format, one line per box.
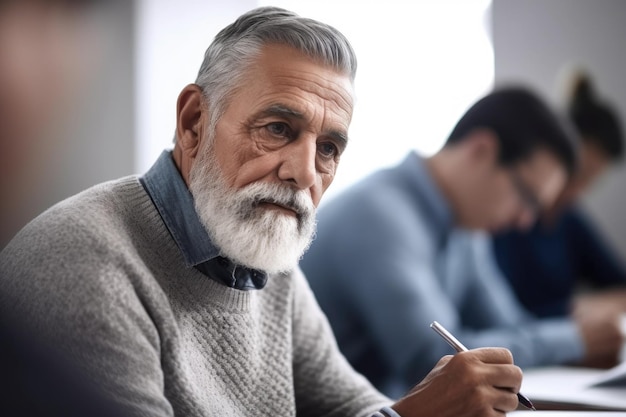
[140, 150, 267, 290]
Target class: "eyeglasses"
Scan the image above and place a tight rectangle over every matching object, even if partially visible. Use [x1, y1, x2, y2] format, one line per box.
[509, 170, 542, 216]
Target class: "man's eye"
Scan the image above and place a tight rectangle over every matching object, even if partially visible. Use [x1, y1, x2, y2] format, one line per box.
[318, 142, 338, 158]
[266, 122, 290, 137]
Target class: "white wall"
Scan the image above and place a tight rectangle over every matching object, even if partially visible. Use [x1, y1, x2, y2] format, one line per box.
[492, 0, 626, 259]
[134, 0, 257, 172]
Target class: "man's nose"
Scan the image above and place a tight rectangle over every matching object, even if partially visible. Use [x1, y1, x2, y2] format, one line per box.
[277, 137, 317, 190]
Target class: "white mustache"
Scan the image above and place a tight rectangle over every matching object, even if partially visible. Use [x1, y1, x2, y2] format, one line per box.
[241, 183, 315, 221]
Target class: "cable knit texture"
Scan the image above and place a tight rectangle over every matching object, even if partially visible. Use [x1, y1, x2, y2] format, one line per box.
[0, 176, 389, 416]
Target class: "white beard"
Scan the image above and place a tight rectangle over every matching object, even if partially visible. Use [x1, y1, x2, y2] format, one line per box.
[188, 143, 317, 274]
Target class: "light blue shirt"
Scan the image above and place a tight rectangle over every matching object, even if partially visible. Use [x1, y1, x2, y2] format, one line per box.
[300, 151, 584, 399]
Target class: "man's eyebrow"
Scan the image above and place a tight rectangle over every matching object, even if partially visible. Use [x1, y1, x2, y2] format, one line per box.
[260, 104, 349, 149]
[260, 104, 305, 120]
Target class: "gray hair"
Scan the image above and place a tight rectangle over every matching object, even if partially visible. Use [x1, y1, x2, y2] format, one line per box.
[193, 6, 357, 137]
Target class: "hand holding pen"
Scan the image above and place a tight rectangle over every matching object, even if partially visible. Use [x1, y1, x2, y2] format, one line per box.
[391, 327, 525, 417]
[430, 320, 536, 411]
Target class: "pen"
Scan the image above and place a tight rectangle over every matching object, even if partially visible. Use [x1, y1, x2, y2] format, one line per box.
[430, 320, 536, 411]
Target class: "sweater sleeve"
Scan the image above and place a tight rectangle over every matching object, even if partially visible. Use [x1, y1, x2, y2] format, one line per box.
[0, 201, 175, 417]
[290, 267, 391, 417]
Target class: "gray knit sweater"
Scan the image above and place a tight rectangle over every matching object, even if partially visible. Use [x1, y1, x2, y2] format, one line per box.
[0, 176, 390, 416]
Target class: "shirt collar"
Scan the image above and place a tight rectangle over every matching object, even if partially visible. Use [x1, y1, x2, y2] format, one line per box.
[140, 150, 219, 267]
[140, 151, 268, 291]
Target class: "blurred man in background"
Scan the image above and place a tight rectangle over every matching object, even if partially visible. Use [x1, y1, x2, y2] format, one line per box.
[301, 86, 624, 399]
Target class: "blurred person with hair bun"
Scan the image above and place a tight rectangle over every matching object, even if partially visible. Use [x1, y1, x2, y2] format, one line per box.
[493, 70, 626, 367]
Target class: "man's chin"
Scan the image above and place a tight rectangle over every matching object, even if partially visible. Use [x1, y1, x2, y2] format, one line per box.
[218, 224, 311, 275]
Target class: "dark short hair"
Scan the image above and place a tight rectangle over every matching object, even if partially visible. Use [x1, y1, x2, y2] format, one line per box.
[445, 87, 578, 175]
[568, 73, 624, 160]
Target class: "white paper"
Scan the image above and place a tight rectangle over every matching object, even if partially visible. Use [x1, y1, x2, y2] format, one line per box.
[589, 361, 626, 387]
[521, 366, 626, 410]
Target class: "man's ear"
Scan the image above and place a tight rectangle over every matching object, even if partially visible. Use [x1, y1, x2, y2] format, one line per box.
[466, 128, 499, 165]
[175, 84, 206, 159]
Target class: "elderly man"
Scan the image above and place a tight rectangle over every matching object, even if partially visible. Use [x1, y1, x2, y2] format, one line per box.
[0, 7, 522, 417]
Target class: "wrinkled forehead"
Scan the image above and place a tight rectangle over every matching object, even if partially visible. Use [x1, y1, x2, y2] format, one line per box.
[256, 43, 354, 97]
[234, 44, 355, 119]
